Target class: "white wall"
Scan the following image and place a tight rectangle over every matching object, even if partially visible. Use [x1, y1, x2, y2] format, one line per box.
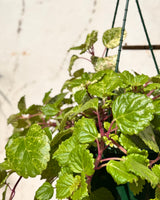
[0, 0, 160, 199]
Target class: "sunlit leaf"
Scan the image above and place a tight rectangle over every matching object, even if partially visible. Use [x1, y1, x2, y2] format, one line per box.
[53, 136, 79, 166]
[125, 156, 158, 188]
[35, 182, 53, 200]
[41, 104, 59, 116]
[107, 160, 138, 185]
[102, 27, 127, 49]
[69, 30, 98, 54]
[74, 117, 98, 143]
[112, 93, 155, 135]
[5, 124, 50, 178]
[68, 55, 79, 76]
[56, 173, 81, 199]
[69, 146, 94, 176]
[91, 55, 117, 71]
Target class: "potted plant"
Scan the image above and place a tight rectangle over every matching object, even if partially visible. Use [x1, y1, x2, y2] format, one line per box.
[0, 27, 160, 200]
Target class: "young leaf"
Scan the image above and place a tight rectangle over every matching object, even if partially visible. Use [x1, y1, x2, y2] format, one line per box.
[53, 136, 79, 166]
[112, 93, 155, 135]
[102, 27, 127, 49]
[69, 146, 95, 176]
[106, 160, 138, 185]
[74, 117, 98, 143]
[56, 173, 81, 199]
[68, 55, 79, 76]
[91, 55, 117, 71]
[18, 96, 26, 113]
[5, 124, 50, 178]
[129, 178, 145, 195]
[42, 89, 52, 104]
[41, 104, 59, 116]
[69, 30, 98, 54]
[35, 182, 54, 200]
[138, 126, 159, 153]
[125, 156, 159, 188]
[88, 70, 121, 98]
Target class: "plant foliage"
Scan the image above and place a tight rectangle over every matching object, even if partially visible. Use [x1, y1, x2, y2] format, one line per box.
[0, 27, 160, 200]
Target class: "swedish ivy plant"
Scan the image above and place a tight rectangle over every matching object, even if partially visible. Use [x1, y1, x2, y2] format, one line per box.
[1, 27, 160, 200]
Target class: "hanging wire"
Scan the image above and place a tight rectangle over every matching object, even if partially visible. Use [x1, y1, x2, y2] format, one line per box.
[115, 0, 130, 72]
[105, 0, 120, 57]
[135, 0, 160, 74]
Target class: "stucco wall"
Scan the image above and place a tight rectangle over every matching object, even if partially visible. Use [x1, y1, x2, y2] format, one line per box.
[0, 0, 160, 199]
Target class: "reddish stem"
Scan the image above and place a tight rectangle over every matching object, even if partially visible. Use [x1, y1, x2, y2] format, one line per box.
[78, 57, 92, 63]
[149, 155, 160, 168]
[152, 94, 160, 100]
[100, 157, 124, 163]
[147, 89, 155, 97]
[96, 110, 104, 136]
[9, 176, 22, 200]
[105, 120, 115, 138]
[111, 139, 127, 154]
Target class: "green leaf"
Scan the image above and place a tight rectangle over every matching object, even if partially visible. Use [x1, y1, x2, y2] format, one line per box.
[127, 147, 149, 165]
[102, 27, 127, 49]
[18, 96, 26, 113]
[35, 182, 54, 200]
[88, 70, 121, 98]
[138, 126, 159, 152]
[125, 156, 159, 188]
[89, 187, 114, 200]
[155, 186, 160, 200]
[69, 30, 98, 54]
[106, 160, 138, 185]
[41, 104, 59, 116]
[48, 92, 67, 106]
[53, 136, 79, 166]
[119, 134, 138, 150]
[153, 100, 160, 115]
[42, 89, 52, 104]
[144, 83, 160, 92]
[72, 172, 88, 200]
[120, 71, 149, 87]
[91, 55, 117, 71]
[51, 128, 73, 147]
[74, 89, 88, 104]
[0, 170, 7, 188]
[43, 127, 52, 142]
[69, 146, 95, 176]
[5, 124, 50, 178]
[152, 115, 160, 131]
[73, 68, 84, 78]
[74, 117, 98, 143]
[60, 98, 98, 131]
[152, 164, 160, 182]
[68, 55, 79, 76]
[56, 173, 81, 199]
[112, 93, 155, 135]
[129, 178, 145, 195]
[152, 74, 160, 83]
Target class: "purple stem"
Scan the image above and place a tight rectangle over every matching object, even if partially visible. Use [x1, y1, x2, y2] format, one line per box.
[9, 176, 22, 200]
[147, 89, 155, 97]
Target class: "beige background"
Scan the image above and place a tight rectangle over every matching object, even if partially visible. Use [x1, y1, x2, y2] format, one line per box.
[0, 0, 160, 199]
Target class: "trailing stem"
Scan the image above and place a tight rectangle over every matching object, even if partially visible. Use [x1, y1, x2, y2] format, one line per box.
[9, 176, 22, 200]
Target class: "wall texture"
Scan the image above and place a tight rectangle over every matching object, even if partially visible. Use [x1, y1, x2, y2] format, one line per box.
[0, 0, 160, 199]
